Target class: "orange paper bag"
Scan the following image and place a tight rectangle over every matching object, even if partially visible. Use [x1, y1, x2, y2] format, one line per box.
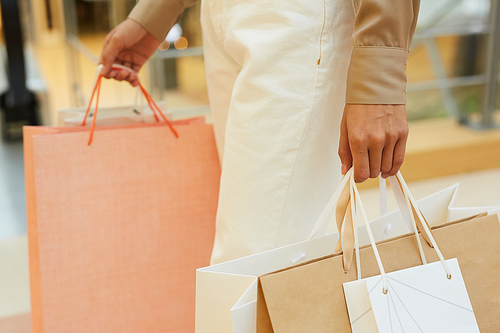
[24, 72, 221, 333]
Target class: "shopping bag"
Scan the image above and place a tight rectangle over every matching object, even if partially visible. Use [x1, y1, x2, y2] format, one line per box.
[344, 259, 477, 332]
[24, 67, 221, 333]
[342, 175, 479, 332]
[256, 176, 499, 332]
[195, 168, 498, 333]
[58, 102, 166, 126]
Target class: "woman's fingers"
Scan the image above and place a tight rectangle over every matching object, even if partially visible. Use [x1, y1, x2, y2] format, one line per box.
[352, 146, 370, 183]
[339, 114, 353, 175]
[368, 136, 385, 179]
[114, 69, 131, 82]
[381, 136, 408, 179]
[342, 104, 409, 182]
[349, 132, 370, 183]
[380, 146, 394, 175]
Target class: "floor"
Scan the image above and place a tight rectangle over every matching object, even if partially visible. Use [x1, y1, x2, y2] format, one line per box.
[0, 141, 26, 240]
[0, 141, 30, 332]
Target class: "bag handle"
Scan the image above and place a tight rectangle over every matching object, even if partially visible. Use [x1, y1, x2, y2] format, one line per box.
[308, 168, 434, 271]
[388, 174, 434, 247]
[340, 170, 436, 273]
[350, 173, 452, 294]
[88, 66, 146, 117]
[307, 168, 352, 240]
[308, 170, 428, 241]
[87, 64, 161, 122]
[379, 177, 388, 216]
[308, 168, 388, 240]
[82, 64, 178, 145]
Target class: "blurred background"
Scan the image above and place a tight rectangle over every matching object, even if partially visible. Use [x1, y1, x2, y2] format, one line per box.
[0, 0, 500, 331]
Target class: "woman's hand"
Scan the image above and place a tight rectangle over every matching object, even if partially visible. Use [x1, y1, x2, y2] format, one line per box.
[339, 104, 409, 182]
[99, 19, 160, 86]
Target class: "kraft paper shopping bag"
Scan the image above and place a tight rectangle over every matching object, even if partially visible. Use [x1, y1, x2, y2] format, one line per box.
[196, 168, 498, 333]
[256, 189, 499, 333]
[343, 175, 479, 332]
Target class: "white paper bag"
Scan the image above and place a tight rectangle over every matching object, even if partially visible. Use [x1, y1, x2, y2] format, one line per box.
[196, 169, 496, 333]
[344, 259, 479, 332]
[343, 174, 480, 333]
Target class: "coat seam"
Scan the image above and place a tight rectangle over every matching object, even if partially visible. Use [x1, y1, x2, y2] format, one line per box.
[317, 0, 326, 65]
[273, 2, 325, 247]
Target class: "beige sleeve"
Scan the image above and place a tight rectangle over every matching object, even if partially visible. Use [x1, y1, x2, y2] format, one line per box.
[128, 0, 199, 42]
[346, 0, 421, 105]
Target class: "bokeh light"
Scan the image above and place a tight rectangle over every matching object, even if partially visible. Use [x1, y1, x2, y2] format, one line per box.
[174, 37, 189, 50]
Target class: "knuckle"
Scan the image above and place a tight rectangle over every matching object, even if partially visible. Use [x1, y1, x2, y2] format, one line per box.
[351, 135, 367, 148]
[394, 156, 405, 167]
[386, 169, 398, 177]
[381, 164, 392, 173]
[370, 165, 381, 177]
[354, 176, 368, 183]
[370, 134, 385, 146]
[399, 126, 409, 137]
[387, 131, 398, 142]
[370, 168, 380, 178]
[355, 170, 370, 183]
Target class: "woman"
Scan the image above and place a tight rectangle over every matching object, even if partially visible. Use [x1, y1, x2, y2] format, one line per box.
[99, 0, 420, 264]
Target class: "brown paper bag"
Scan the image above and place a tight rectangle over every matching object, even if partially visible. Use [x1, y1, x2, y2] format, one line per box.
[24, 119, 221, 333]
[257, 213, 500, 333]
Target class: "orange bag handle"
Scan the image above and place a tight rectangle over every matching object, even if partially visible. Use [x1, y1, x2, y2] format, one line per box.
[82, 64, 179, 145]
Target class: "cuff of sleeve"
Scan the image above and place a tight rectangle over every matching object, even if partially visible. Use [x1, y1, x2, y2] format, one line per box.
[346, 47, 409, 105]
[128, 0, 185, 42]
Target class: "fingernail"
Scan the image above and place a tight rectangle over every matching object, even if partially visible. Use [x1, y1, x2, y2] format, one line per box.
[381, 173, 388, 179]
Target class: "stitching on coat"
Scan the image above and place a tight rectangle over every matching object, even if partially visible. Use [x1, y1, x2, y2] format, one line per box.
[273, 63, 321, 247]
[317, 0, 326, 65]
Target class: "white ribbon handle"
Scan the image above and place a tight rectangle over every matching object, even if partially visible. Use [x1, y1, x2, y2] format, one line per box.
[351, 173, 451, 294]
[379, 177, 388, 216]
[325, 168, 444, 276]
[307, 168, 390, 240]
[308, 173, 411, 242]
[307, 168, 354, 240]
